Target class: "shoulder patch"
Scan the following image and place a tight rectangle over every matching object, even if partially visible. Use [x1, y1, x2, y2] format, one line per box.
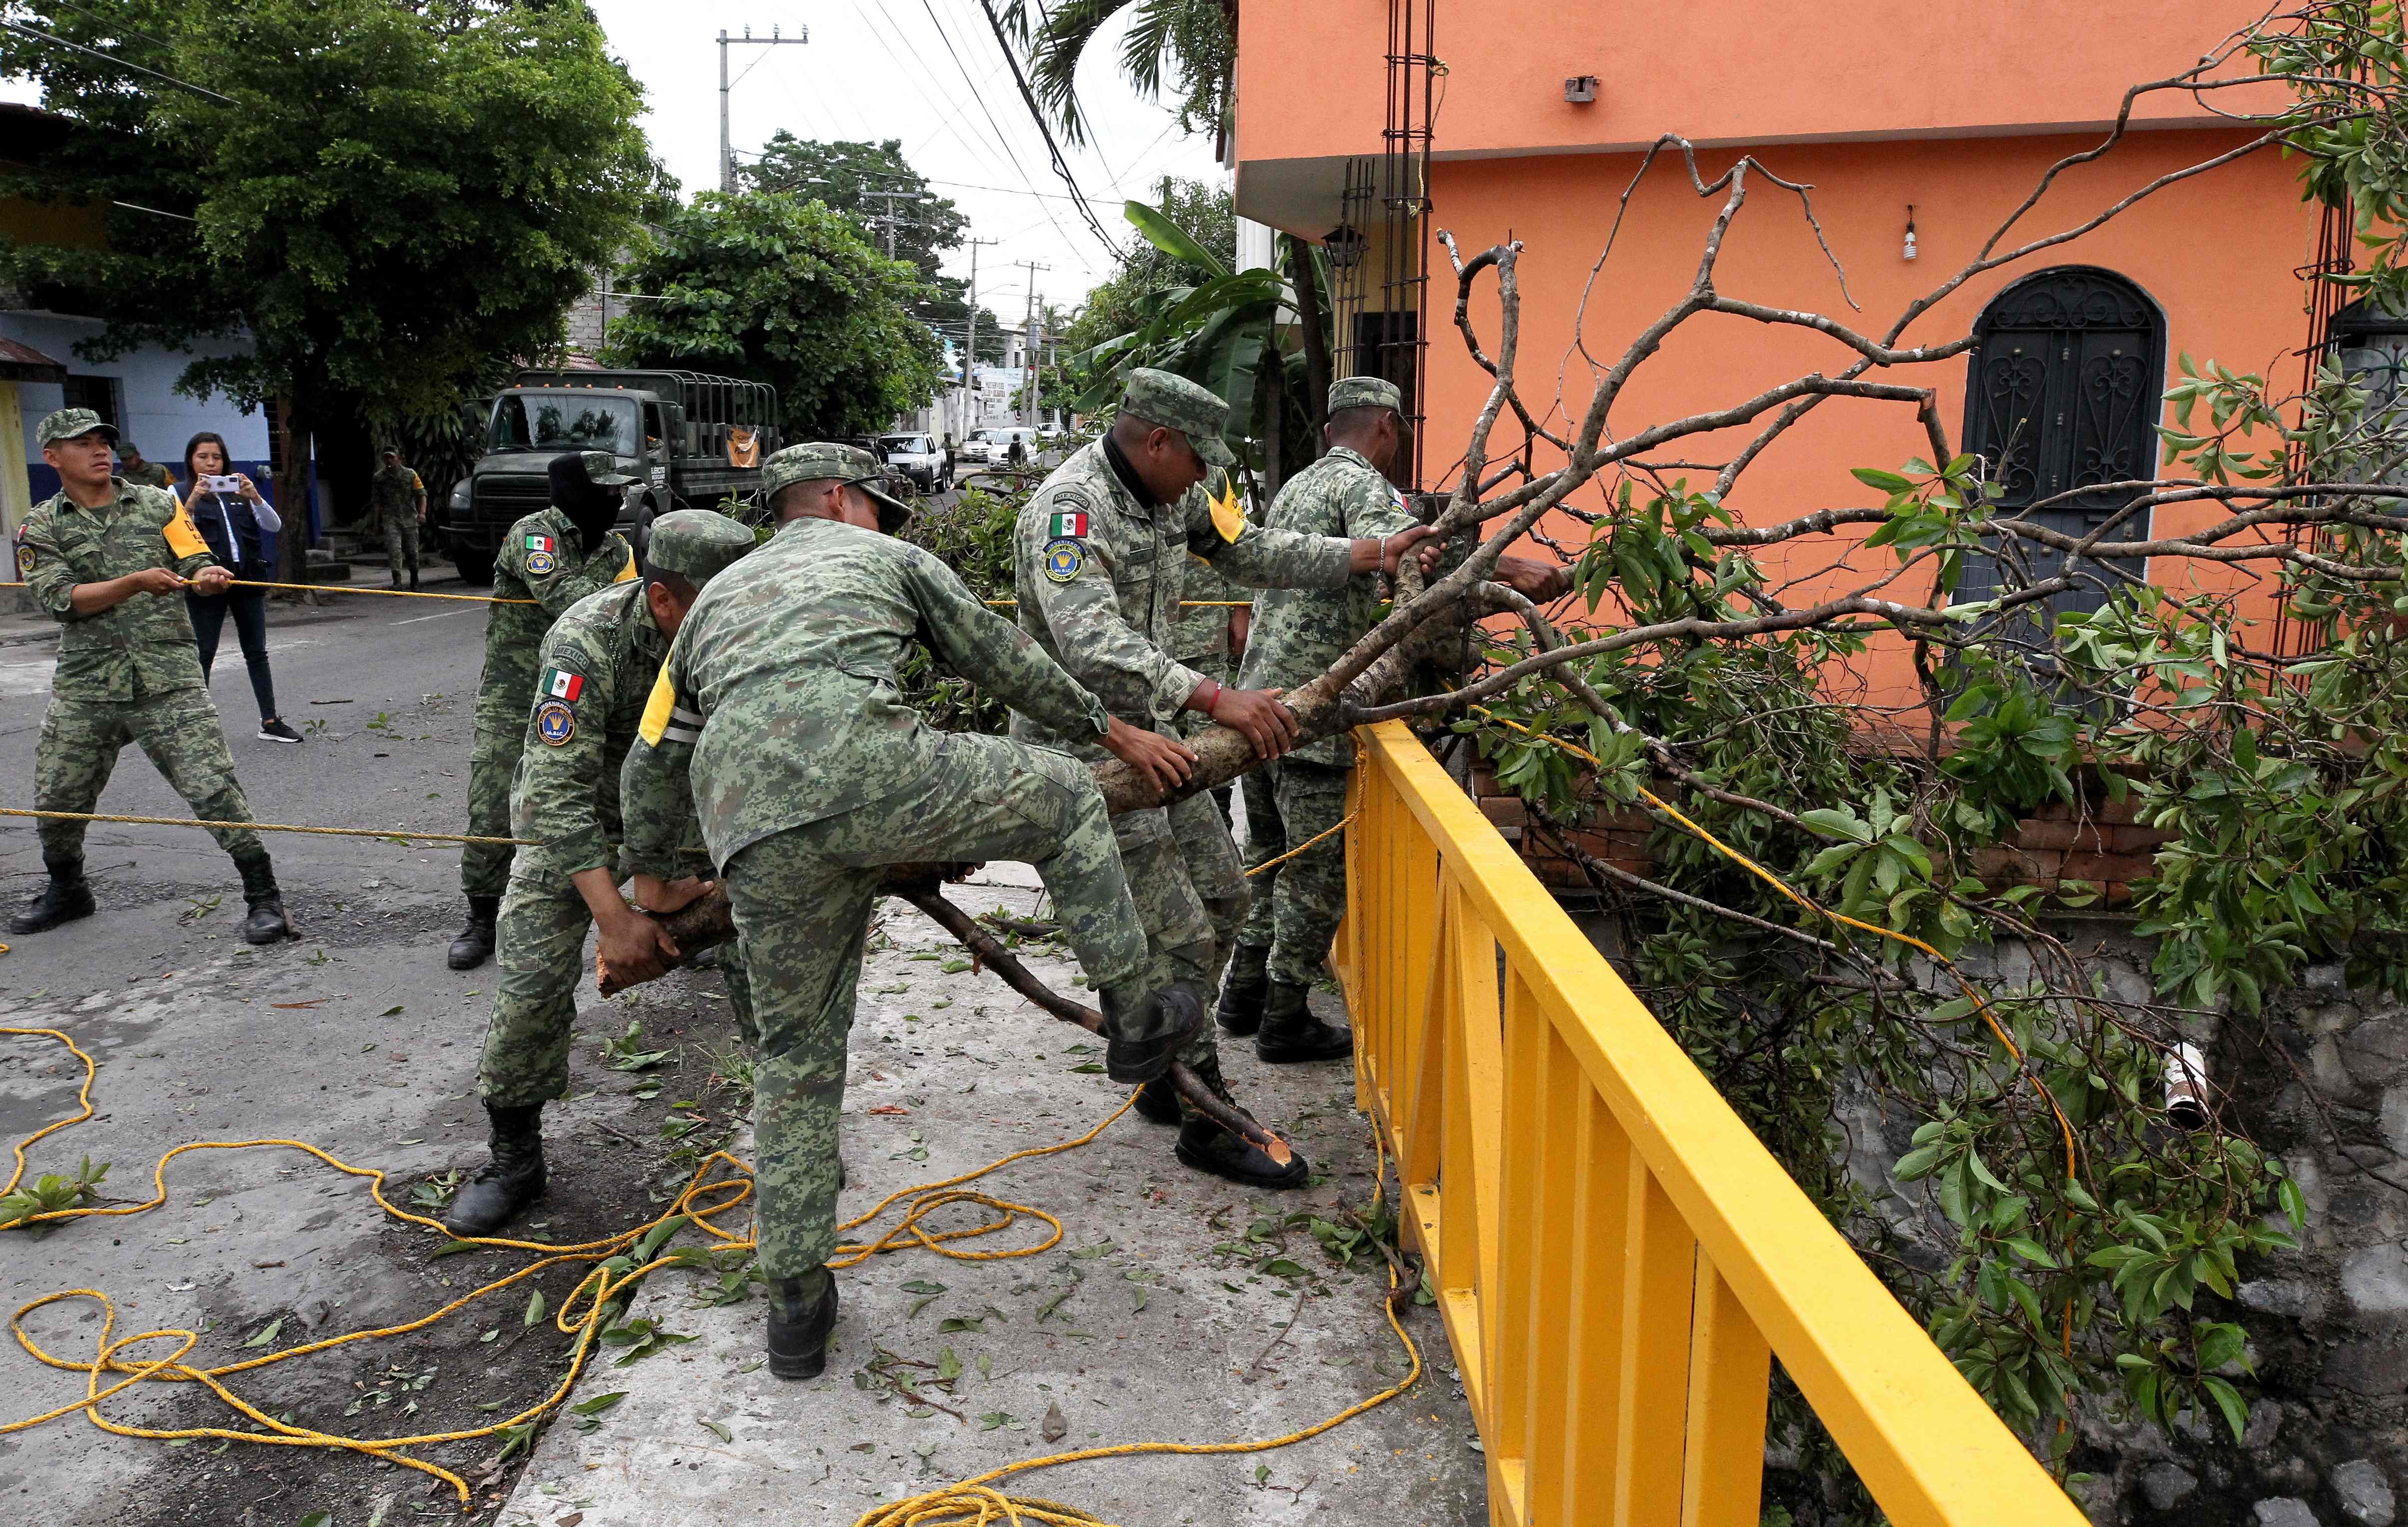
[15, 540, 32, 578]
[535, 698, 577, 747]
[540, 667, 585, 703]
[525, 548, 557, 576]
[1048, 510, 1089, 539]
[1041, 537, 1086, 584]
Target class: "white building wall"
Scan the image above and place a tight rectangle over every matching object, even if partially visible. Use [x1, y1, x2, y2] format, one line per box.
[3, 310, 271, 471]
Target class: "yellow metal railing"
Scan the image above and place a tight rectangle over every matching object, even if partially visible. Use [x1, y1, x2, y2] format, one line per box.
[1331, 722, 2086, 1527]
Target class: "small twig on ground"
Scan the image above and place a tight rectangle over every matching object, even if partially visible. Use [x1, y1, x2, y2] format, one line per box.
[1242, 1288, 1309, 1384]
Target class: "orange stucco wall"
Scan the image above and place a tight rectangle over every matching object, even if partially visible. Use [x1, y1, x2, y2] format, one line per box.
[1239, 0, 2278, 169]
[1413, 129, 2323, 705]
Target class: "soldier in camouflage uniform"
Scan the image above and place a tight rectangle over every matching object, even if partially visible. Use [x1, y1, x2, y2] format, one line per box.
[1225, 378, 1571, 1060]
[444, 511, 758, 1239]
[618, 442, 1203, 1381]
[449, 451, 638, 971]
[115, 441, 173, 492]
[368, 448, 426, 590]
[1009, 369, 1438, 1191]
[8, 408, 291, 944]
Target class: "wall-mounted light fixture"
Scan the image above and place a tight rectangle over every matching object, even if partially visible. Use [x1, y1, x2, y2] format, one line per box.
[1903, 205, 1918, 262]
[1324, 224, 1368, 271]
[1563, 75, 1598, 104]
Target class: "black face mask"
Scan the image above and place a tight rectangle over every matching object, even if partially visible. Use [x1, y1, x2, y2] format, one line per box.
[547, 454, 621, 553]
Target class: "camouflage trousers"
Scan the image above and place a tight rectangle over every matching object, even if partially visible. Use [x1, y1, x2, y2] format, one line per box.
[1115, 786, 1249, 1078]
[1236, 758, 1352, 988]
[460, 723, 523, 898]
[475, 851, 756, 1109]
[724, 732, 1150, 1278]
[381, 515, 419, 578]
[35, 689, 265, 864]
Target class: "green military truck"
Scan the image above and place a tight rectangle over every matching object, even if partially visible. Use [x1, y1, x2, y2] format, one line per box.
[439, 369, 780, 583]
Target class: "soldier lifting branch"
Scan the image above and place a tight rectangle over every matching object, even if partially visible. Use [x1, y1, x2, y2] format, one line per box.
[616, 443, 1204, 1381]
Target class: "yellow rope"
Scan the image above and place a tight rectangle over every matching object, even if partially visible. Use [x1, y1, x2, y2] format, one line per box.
[0, 806, 533, 846]
[0, 1024, 1422, 1520]
[1243, 810, 1357, 878]
[1465, 706, 2080, 1178]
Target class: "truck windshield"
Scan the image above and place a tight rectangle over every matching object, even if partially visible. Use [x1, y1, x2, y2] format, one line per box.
[489, 392, 641, 455]
[882, 435, 929, 453]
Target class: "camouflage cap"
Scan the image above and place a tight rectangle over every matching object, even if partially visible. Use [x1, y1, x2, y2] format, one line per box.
[1327, 375, 1403, 415]
[644, 509, 755, 587]
[1119, 368, 1235, 469]
[579, 449, 638, 488]
[761, 442, 913, 533]
[36, 407, 118, 447]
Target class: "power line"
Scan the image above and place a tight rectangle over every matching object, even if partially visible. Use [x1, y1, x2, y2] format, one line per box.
[0, 17, 233, 103]
[908, 0, 1091, 257]
[966, 0, 1114, 248]
[853, 0, 1024, 189]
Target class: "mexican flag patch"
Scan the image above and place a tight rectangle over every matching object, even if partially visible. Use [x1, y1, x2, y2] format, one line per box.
[1048, 510, 1089, 539]
[525, 533, 557, 554]
[541, 667, 585, 702]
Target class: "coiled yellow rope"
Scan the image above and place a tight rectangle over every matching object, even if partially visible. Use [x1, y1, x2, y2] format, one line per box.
[0, 1023, 1422, 1522]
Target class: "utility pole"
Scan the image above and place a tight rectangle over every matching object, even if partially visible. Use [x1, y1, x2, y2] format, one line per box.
[1015, 260, 1049, 429]
[868, 189, 907, 260]
[960, 237, 997, 435]
[718, 25, 809, 194]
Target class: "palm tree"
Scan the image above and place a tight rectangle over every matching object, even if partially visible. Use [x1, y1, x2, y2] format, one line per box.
[997, 0, 1235, 148]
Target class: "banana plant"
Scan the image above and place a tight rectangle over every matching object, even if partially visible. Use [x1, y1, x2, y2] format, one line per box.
[1062, 199, 1334, 493]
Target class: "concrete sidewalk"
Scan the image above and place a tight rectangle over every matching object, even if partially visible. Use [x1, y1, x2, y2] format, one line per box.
[492, 865, 1485, 1527]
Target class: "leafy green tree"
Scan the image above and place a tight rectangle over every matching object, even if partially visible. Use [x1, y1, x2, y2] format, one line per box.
[1058, 178, 1234, 348]
[600, 192, 944, 441]
[745, 132, 1008, 364]
[0, 0, 655, 577]
[998, 0, 1234, 145]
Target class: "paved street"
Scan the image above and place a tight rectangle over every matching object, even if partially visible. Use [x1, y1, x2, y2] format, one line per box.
[0, 577, 1483, 1527]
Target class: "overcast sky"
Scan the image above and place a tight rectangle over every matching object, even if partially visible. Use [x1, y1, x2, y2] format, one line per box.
[3, 0, 1225, 312]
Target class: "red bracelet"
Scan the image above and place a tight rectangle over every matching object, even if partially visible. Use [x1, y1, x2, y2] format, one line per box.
[1202, 679, 1223, 718]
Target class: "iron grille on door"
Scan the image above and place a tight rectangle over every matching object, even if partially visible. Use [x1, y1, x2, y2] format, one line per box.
[1958, 267, 2164, 622]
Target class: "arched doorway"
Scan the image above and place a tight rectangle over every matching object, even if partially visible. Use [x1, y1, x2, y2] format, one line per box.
[1956, 266, 2165, 621]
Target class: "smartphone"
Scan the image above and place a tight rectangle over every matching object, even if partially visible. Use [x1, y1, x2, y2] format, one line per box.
[201, 474, 243, 494]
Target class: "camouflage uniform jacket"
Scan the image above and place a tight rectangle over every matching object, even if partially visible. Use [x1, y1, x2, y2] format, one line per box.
[508, 579, 668, 877]
[1236, 446, 1421, 766]
[13, 481, 221, 701]
[474, 506, 633, 731]
[120, 461, 174, 491]
[368, 465, 424, 530]
[1171, 547, 1242, 667]
[1009, 440, 1353, 756]
[621, 515, 1112, 876]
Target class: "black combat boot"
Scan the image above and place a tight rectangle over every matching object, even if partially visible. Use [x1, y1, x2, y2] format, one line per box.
[1097, 981, 1205, 1084]
[444, 1103, 547, 1237]
[765, 1266, 839, 1380]
[1171, 1051, 1312, 1190]
[1213, 944, 1271, 1036]
[1255, 980, 1353, 1064]
[448, 895, 500, 970]
[235, 854, 292, 945]
[8, 854, 95, 935]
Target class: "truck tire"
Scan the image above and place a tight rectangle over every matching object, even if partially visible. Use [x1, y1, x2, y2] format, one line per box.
[452, 545, 495, 585]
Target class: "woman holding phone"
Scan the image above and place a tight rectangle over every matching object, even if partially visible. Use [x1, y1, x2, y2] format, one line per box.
[181, 433, 301, 744]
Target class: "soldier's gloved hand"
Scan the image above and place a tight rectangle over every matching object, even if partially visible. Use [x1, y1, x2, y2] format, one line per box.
[596, 904, 680, 987]
[1496, 554, 1570, 603]
[629, 873, 715, 916]
[1101, 716, 1196, 794]
[1209, 687, 1302, 761]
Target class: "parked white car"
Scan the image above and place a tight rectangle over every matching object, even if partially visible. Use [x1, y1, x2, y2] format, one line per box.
[961, 426, 1042, 466]
[879, 432, 949, 492]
